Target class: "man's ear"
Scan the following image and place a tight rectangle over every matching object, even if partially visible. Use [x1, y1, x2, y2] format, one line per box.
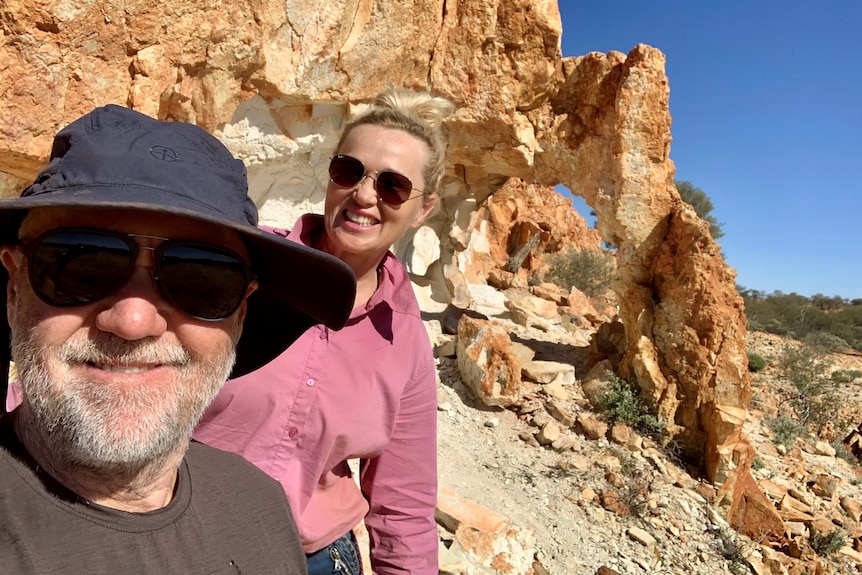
[230, 279, 258, 342]
[236, 280, 258, 324]
[0, 246, 23, 323]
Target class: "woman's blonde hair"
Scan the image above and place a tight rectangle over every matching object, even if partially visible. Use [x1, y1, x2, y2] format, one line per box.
[335, 87, 455, 196]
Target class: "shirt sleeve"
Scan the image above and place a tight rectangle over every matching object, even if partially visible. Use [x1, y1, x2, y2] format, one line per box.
[360, 354, 439, 575]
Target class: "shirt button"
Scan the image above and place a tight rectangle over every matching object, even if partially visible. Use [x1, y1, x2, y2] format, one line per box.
[288, 427, 298, 438]
[306, 378, 315, 386]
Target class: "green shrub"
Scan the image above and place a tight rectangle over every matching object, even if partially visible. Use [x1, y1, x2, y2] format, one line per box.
[809, 527, 846, 557]
[776, 345, 838, 433]
[832, 369, 862, 383]
[747, 351, 767, 372]
[763, 318, 789, 336]
[803, 331, 850, 352]
[597, 373, 664, 438]
[542, 247, 615, 299]
[766, 415, 807, 449]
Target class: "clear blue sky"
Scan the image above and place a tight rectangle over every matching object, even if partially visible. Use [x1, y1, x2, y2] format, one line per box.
[558, 2, 862, 300]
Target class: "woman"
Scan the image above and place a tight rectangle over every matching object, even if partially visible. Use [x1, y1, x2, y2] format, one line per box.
[194, 88, 454, 575]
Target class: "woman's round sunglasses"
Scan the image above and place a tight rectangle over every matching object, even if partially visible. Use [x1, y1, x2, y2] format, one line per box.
[328, 154, 425, 206]
[19, 228, 255, 321]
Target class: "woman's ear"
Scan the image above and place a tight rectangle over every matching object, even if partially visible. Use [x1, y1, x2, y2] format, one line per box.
[411, 193, 438, 228]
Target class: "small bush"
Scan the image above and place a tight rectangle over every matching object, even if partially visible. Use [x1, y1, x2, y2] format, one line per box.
[598, 373, 664, 438]
[832, 369, 862, 383]
[542, 247, 615, 299]
[767, 415, 807, 449]
[803, 332, 850, 352]
[809, 527, 846, 557]
[750, 457, 764, 471]
[763, 318, 789, 336]
[713, 526, 749, 575]
[616, 482, 651, 518]
[830, 439, 858, 465]
[607, 448, 653, 518]
[747, 351, 767, 372]
[776, 344, 838, 433]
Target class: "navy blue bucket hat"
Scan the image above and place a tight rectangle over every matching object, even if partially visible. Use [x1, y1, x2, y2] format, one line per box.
[0, 105, 355, 409]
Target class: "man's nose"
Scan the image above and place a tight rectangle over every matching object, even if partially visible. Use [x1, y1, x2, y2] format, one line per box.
[92, 249, 169, 340]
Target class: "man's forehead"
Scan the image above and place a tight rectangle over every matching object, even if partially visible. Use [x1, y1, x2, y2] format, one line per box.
[20, 207, 248, 254]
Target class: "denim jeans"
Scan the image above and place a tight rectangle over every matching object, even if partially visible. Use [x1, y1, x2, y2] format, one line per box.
[305, 531, 363, 575]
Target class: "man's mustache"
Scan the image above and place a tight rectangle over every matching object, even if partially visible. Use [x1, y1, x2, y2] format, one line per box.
[58, 334, 191, 368]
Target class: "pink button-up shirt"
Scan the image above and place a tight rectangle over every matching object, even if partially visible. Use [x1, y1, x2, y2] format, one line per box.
[194, 215, 438, 575]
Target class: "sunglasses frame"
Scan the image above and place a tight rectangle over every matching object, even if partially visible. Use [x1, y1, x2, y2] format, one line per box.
[328, 154, 427, 206]
[19, 227, 255, 321]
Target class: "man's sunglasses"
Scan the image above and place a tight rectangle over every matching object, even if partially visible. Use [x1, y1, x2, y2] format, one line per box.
[20, 228, 255, 321]
[328, 154, 425, 206]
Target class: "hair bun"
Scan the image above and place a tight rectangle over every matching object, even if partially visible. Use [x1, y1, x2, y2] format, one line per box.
[374, 87, 455, 132]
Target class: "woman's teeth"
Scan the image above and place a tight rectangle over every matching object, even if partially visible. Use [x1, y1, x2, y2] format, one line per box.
[345, 211, 376, 227]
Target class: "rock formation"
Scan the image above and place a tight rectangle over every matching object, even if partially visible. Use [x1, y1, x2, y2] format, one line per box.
[0, 0, 763, 535]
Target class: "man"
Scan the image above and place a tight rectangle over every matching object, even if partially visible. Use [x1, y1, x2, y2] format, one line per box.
[0, 105, 356, 574]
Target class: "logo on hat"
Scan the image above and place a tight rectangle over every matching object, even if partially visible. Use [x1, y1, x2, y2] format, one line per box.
[149, 145, 178, 162]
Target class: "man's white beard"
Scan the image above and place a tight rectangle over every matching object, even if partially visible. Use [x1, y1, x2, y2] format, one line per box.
[12, 322, 236, 475]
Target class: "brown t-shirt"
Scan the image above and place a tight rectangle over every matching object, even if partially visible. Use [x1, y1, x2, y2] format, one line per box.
[0, 416, 306, 574]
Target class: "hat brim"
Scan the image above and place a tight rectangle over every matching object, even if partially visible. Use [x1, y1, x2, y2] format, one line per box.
[0, 187, 356, 380]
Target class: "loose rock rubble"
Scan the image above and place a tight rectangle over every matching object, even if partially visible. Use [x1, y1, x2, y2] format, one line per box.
[431, 319, 862, 575]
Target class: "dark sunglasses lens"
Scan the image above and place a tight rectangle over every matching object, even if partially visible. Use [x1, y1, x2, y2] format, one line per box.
[375, 172, 414, 205]
[29, 231, 134, 306]
[329, 155, 365, 188]
[158, 244, 249, 320]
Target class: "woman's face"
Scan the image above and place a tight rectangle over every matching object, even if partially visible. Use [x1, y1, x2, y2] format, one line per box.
[322, 124, 437, 267]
